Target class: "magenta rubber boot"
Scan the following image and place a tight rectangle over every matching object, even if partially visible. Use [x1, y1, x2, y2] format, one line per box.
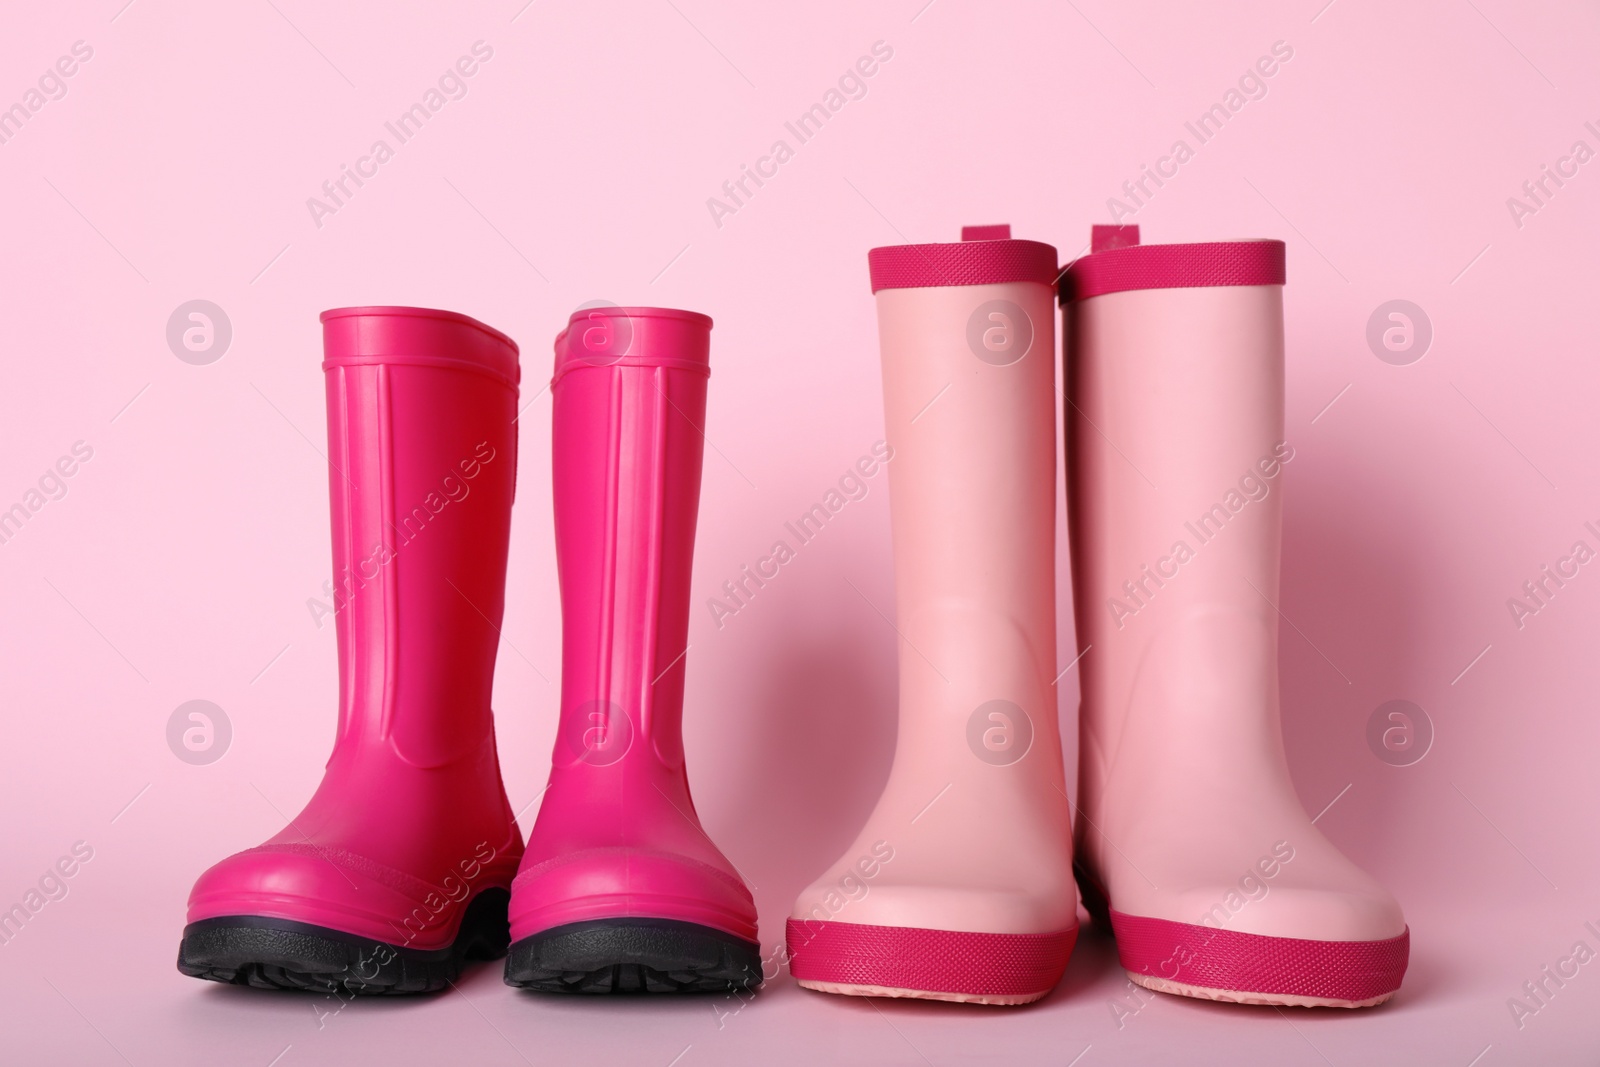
[504, 306, 761, 994]
[786, 227, 1078, 1004]
[1064, 227, 1408, 1007]
[177, 307, 526, 994]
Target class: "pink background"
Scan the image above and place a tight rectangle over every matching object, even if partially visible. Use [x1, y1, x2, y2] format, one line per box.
[2, 0, 1597, 1062]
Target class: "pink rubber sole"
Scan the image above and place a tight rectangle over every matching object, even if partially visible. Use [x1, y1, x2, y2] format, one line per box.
[786, 919, 1076, 1004]
[1109, 909, 1409, 1007]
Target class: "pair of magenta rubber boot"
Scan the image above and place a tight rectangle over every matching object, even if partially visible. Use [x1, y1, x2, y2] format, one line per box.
[785, 225, 1410, 1008]
[178, 306, 761, 994]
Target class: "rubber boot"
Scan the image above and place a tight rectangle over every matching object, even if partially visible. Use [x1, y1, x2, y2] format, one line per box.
[1063, 226, 1409, 1008]
[785, 226, 1078, 1005]
[504, 306, 761, 994]
[178, 307, 526, 994]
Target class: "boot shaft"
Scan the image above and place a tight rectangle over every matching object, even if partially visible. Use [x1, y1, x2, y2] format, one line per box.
[181, 307, 527, 966]
[511, 307, 759, 952]
[868, 227, 1063, 762]
[320, 307, 521, 769]
[1061, 228, 1290, 818]
[547, 307, 711, 773]
[782, 228, 1079, 1004]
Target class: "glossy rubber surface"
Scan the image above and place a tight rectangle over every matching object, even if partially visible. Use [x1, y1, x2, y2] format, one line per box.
[508, 307, 759, 992]
[181, 307, 525, 992]
[1064, 231, 1407, 1007]
[788, 227, 1077, 1003]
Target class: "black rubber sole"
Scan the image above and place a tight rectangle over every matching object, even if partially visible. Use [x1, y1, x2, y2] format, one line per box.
[176, 888, 510, 995]
[504, 917, 763, 994]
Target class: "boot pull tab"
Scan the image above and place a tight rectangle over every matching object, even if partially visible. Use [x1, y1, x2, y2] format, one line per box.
[1091, 225, 1140, 252]
[961, 224, 1010, 241]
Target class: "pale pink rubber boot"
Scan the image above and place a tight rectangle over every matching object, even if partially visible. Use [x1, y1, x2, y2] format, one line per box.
[785, 226, 1078, 1005]
[504, 306, 761, 994]
[178, 307, 526, 994]
[1064, 226, 1408, 1008]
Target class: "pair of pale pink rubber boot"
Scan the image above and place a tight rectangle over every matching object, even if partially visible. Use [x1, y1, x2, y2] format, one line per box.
[785, 225, 1410, 1008]
[179, 306, 761, 994]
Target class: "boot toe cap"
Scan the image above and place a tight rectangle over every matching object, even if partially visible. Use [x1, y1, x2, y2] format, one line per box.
[791, 880, 1077, 936]
[508, 846, 757, 943]
[185, 845, 463, 950]
[1172, 882, 1405, 942]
